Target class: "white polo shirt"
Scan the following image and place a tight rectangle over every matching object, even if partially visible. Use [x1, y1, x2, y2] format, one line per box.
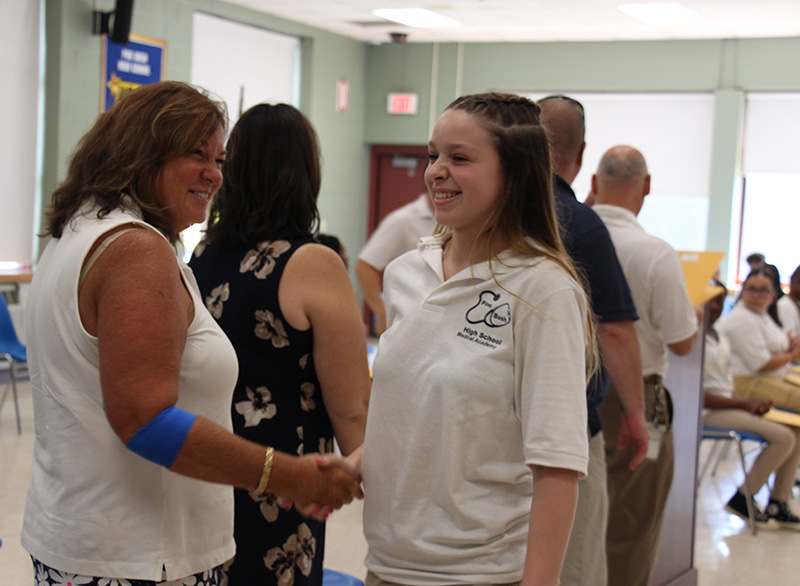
[718, 302, 790, 378]
[776, 295, 800, 338]
[358, 194, 436, 271]
[703, 331, 734, 399]
[362, 236, 589, 585]
[593, 204, 697, 378]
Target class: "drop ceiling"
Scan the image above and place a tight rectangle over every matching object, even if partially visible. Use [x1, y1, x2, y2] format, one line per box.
[224, 0, 800, 44]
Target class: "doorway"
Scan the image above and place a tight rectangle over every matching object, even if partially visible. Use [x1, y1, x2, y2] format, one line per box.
[367, 145, 429, 235]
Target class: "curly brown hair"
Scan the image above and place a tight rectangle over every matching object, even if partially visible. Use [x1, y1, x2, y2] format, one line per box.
[46, 81, 227, 243]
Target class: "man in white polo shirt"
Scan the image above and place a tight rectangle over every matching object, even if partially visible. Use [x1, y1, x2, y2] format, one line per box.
[590, 145, 698, 586]
[356, 194, 435, 334]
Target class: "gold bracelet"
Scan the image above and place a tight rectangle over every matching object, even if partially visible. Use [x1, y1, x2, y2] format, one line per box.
[255, 446, 275, 495]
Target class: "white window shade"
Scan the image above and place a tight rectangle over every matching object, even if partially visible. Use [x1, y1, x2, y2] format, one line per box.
[0, 0, 40, 266]
[743, 93, 800, 174]
[186, 12, 299, 259]
[526, 92, 715, 250]
[191, 12, 299, 121]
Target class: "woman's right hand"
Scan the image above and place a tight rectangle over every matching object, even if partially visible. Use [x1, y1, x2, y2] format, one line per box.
[294, 446, 364, 519]
[270, 452, 362, 512]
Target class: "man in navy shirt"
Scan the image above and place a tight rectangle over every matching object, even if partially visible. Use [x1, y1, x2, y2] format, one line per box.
[540, 95, 648, 586]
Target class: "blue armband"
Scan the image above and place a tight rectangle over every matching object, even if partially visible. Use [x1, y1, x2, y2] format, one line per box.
[126, 406, 197, 468]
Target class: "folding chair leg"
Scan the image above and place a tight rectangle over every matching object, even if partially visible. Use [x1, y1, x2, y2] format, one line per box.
[10, 368, 21, 434]
[711, 441, 733, 478]
[698, 440, 724, 487]
[0, 366, 21, 434]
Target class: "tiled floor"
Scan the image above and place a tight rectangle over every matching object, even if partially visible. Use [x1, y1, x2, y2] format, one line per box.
[2, 378, 800, 585]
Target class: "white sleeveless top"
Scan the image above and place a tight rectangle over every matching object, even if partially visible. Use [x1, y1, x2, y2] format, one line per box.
[22, 200, 239, 580]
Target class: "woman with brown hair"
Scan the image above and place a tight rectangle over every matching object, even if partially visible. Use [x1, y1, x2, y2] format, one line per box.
[719, 269, 800, 412]
[703, 281, 800, 529]
[22, 82, 360, 586]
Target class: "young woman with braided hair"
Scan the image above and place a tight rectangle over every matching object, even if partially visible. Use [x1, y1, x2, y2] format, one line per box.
[323, 92, 596, 586]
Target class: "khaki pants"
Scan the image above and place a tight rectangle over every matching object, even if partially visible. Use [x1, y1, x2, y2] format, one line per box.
[560, 429, 608, 586]
[703, 407, 800, 501]
[733, 375, 800, 413]
[600, 378, 674, 586]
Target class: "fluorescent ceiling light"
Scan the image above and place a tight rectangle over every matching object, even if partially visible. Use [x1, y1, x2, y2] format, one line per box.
[618, 3, 704, 25]
[372, 8, 460, 29]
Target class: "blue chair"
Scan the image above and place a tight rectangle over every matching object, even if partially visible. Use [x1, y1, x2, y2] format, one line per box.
[699, 425, 766, 535]
[323, 569, 364, 586]
[0, 295, 27, 434]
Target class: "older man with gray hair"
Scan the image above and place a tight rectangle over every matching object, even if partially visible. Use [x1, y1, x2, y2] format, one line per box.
[591, 145, 698, 586]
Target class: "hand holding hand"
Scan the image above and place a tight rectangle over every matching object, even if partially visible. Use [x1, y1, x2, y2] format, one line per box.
[282, 453, 363, 512]
[315, 446, 363, 481]
[296, 446, 365, 520]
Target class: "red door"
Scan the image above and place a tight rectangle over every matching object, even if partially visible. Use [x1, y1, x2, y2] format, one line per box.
[361, 145, 429, 331]
[367, 145, 429, 236]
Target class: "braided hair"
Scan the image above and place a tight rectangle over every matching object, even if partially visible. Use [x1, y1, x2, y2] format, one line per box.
[438, 92, 598, 378]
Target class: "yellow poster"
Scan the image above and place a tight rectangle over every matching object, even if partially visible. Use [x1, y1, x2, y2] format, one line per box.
[678, 251, 726, 306]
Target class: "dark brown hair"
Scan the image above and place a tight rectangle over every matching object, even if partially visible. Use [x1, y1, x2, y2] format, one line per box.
[203, 103, 321, 245]
[46, 81, 227, 243]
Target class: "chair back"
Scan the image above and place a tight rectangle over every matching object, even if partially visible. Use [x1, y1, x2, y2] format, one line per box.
[0, 295, 26, 362]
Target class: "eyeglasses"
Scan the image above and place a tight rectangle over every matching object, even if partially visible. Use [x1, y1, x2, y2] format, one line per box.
[743, 286, 772, 296]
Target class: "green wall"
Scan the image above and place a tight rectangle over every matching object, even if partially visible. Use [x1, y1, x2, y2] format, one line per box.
[42, 1, 800, 282]
[365, 36, 800, 143]
[42, 0, 368, 273]
[364, 36, 800, 280]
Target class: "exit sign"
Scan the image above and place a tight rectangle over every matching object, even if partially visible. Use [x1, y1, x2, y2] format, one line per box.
[387, 93, 418, 115]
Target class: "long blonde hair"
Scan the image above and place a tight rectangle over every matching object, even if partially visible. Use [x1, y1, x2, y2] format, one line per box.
[439, 92, 598, 380]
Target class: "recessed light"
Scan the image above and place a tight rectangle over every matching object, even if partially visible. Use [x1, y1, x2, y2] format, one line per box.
[618, 3, 704, 25]
[372, 8, 460, 29]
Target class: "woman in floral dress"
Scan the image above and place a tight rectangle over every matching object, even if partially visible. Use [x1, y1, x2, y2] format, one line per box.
[190, 103, 370, 586]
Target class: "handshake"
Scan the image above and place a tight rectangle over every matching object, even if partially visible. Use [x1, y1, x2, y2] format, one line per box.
[268, 445, 364, 521]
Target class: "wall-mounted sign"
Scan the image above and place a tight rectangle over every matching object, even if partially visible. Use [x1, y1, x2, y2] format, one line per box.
[387, 93, 418, 115]
[101, 34, 166, 112]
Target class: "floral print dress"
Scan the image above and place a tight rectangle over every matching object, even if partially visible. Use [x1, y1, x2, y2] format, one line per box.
[189, 238, 334, 586]
[31, 557, 227, 586]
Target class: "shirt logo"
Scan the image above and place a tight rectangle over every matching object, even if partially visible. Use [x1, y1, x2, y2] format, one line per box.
[466, 291, 511, 328]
